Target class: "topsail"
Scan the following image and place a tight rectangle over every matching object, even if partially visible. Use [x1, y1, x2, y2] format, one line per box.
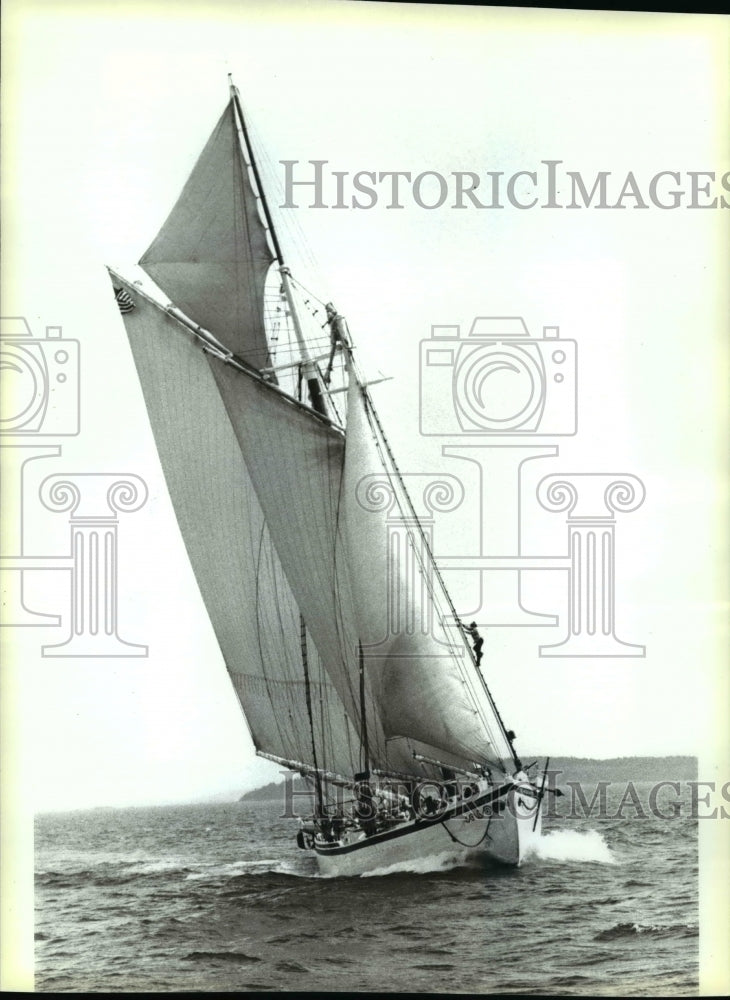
[139, 98, 275, 371]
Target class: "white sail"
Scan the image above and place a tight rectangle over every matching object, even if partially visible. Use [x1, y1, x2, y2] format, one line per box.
[208, 355, 499, 778]
[139, 99, 275, 371]
[108, 85, 544, 876]
[114, 281, 361, 779]
[206, 357, 399, 769]
[340, 374, 515, 768]
[115, 88, 522, 790]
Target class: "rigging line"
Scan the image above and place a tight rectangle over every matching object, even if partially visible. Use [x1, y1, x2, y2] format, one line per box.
[233, 88, 319, 401]
[112, 269, 344, 434]
[227, 100, 270, 366]
[288, 272, 329, 311]
[344, 709, 357, 777]
[357, 385, 512, 767]
[230, 113, 246, 338]
[230, 83, 283, 264]
[300, 616, 324, 815]
[253, 520, 293, 757]
[248, 123, 322, 278]
[229, 94, 324, 410]
[356, 391, 462, 649]
[283, 280, 345, 425]
[263, 294, 280, 367]
[363, 390, 457, 625]
[316, 651, 334, 782]
[358, 642, 370, 775]
[315, 600, 347, 763]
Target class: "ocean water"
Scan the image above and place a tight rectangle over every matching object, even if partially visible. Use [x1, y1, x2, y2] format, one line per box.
[35, 761, 698, 994]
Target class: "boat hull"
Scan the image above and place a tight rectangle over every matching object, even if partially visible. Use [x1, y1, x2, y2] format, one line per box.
[313, 782, 541, 877]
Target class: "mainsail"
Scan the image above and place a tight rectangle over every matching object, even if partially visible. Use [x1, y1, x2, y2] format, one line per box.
[115, 283, 361, 780]
[111, 85, 519, 796]
[207, 356, 389, 764]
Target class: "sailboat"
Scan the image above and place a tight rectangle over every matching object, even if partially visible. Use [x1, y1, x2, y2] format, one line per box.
[108, 79, 546, 876]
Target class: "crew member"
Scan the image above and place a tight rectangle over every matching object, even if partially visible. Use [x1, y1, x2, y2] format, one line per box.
[459, 619, 484, 666]
[324, 301, 349, 384]
[505, 729, 523, 770]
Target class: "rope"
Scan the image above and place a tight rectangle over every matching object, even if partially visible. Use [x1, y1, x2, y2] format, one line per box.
[440, 816, 492, 848]
[288, 272, 329, 312]
[300, 615, 324, 814]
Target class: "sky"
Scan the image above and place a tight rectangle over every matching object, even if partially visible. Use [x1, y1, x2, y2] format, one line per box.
[1, 1, 728, 810]
[1, 2, 728, 990]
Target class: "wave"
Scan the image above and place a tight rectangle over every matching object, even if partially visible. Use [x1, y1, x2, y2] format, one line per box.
[37, 855, 318, 889]
[183, 951, 261, 963]
[276, 960, 311, 974]
[524, 829, 616, 864]
[183, 859, 292, 880]
[594, 921, 698, 942]
[357, 850, 466, 878]
[36, 858, 196, 888]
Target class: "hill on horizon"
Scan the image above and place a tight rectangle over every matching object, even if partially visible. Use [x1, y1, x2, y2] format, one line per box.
[238, 755, 698, 801]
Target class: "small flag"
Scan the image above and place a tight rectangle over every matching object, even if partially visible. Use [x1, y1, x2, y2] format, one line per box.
[113, 286, 135, 314]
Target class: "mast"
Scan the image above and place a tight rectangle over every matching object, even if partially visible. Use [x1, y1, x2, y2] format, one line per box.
[358, 642, 370, 777]
[229, 75, 283, 264]
[229, 77, 330, 418]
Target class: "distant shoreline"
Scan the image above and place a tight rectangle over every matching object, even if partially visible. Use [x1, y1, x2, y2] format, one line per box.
[238, 755, 700, 803]
[34, 756, 701, 815]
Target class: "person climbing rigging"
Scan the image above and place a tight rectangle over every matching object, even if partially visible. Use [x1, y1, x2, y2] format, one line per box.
[505, 730, 523, 770]
[458, 619, 484, 666]
[324, 301, 350, 384]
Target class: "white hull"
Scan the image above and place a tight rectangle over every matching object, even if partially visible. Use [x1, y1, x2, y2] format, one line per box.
[313, 781, 542, 877]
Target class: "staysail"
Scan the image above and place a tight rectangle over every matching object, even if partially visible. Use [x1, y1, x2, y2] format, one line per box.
[340, 373, 515, 768]
[139, 98, 275, 371]
[114, 281, 360, 780]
